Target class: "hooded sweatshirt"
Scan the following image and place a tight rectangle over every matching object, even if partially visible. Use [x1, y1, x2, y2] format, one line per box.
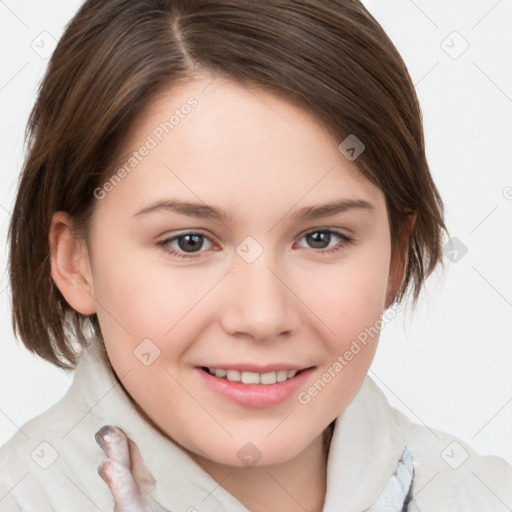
[1, 335, 511, 511]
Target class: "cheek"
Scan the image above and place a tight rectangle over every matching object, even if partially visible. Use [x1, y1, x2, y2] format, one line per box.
[302, 245, 390, 414]
[312, 245, 391, 345]
[92, 241, 216, 338]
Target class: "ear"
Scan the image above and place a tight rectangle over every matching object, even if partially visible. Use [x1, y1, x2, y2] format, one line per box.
[49, 211, 97, 315]
[385, 210, 417, 309]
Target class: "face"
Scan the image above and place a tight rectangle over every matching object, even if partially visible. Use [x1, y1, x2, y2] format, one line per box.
[82, 73, 401, 468]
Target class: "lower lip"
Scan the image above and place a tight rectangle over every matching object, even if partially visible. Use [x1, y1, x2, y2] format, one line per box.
[196, 367, 315, 408]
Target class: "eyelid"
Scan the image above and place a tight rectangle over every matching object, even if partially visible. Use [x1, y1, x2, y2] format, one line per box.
[297, 226, 352, 240]
[155, 229, 217, 259]
[156, 227, 354, 259]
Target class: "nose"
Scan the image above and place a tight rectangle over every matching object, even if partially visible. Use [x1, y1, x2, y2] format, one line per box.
[219, 251, 301, 342]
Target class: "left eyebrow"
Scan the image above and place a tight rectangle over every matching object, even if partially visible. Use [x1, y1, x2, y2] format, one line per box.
[132, 197, 374, 222]
[290, 198, 375, 221]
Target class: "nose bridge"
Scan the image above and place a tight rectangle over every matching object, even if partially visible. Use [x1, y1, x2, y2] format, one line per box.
[220, 243, 300, 340]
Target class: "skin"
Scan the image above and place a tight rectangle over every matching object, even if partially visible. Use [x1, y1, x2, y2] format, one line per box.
[95, 425, 168, 511]
[49, 73, 415, 511]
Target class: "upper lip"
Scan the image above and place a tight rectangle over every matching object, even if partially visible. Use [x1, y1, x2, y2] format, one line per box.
[199, 364, 313, 373]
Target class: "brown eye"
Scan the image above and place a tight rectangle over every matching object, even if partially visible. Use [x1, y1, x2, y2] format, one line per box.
[157, 231, 214, 259]
[176, 234, 205, 252]
[305, 230, 332, 249]
[297, 229, 354, 254]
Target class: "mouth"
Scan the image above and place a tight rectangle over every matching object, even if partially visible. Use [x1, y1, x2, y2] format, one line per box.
[200, 366, 307, 385]
[197, 365, 315, 408]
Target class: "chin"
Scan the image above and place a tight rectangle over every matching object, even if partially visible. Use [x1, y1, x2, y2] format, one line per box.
[185, 432, 315, 469]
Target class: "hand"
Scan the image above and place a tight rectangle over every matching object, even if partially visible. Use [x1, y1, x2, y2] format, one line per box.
[95, 425, 170, 512]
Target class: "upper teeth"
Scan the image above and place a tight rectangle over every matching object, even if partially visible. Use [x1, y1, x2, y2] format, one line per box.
[207, 368, 299, 384]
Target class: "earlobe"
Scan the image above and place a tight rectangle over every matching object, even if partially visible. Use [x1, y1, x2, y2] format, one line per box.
[49, 211, 97, 315]
[385, 211, 417, 309]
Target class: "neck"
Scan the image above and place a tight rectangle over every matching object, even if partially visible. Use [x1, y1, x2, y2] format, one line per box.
[187, 424, 334, 512]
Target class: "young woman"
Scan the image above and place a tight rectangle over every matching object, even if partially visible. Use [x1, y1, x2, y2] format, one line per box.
[1, 1, 511, 511]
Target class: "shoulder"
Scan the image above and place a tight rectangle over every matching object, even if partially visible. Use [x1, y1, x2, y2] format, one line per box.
[403, 419, 512, 511]
[0, 387, 114, 511]
[358, 377, 512, 511]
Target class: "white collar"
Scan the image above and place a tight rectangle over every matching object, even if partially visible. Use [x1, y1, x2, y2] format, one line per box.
[72, 336, 419, 511]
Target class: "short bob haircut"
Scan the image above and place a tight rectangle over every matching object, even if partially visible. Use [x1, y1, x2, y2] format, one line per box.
[8, 0, 448, 370]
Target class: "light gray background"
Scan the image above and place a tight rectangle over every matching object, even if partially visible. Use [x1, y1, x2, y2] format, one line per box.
[1, 0, 511, 470]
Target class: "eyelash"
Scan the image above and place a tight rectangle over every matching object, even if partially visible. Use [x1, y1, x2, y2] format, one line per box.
[156, 229, 354, 260]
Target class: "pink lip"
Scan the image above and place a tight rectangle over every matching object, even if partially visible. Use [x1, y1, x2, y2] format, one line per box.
[199, 363, 308, 373]
[195, 366, 315, 408]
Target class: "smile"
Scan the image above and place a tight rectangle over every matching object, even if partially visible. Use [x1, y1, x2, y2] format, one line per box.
[197, 365, 315, 408]
[205, 367, 300, 385]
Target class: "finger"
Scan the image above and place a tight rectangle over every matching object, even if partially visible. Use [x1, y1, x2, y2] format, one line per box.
[97, 458, 146, 512]
[95, 425, 171, 512]
[95, 425, 131, 467]
[125, 438, 171, 512]
[95, 425, 146, 512]
[127, 437, 157, 494]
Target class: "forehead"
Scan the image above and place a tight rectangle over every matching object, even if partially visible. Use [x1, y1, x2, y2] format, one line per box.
[97, 74, 385, 224]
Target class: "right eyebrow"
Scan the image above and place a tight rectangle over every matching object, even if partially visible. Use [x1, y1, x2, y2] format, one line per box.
[133, 198, 232, 222]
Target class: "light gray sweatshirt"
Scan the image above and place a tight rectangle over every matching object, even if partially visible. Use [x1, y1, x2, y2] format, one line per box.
[1, 337, 511, 511]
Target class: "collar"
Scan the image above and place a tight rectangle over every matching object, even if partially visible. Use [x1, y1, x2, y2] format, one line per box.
[71, 336, 419, 511]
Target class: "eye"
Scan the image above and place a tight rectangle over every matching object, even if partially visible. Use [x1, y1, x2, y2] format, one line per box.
[156, 231, 214, 259]
[296, 229, 354, 255]
[156, 228, 354, 260]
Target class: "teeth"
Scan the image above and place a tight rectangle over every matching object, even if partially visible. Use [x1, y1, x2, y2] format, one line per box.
[260, 371, 277, 385]
[206, 367, 300, 384]
[241, 371, 260, 384]
[226, 369, 240, 382]
[277, 370, 288, 382]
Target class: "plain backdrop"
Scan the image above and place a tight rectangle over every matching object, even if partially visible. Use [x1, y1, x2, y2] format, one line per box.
[1, 0, 511, 468]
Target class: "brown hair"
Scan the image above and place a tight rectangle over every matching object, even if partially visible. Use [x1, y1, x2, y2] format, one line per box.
[8, 0, 448, 369]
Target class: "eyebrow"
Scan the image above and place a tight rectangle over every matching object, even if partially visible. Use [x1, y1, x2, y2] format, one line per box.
[132, 197, 374, 222]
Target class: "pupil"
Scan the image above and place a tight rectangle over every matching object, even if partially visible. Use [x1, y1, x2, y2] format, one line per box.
[179, 234, 203, 252]
[307, 231, 329, 249]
